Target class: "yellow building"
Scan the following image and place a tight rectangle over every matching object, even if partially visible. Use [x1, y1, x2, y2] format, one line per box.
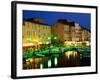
[22, 19, 51, 50]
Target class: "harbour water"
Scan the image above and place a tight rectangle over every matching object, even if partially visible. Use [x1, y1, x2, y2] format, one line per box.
[23, 50, 90, 69]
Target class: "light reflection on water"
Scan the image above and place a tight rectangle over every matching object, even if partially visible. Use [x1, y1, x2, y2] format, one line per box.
[48, 60, 52, 67]
[40, 64, 43, 69]
[54, 57, 58, 66]
[23, 50, 90, 69]
[65, 51, 78, 59]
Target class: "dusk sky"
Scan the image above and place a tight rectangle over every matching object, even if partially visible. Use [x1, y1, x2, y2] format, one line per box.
[23, 10, 91, 30]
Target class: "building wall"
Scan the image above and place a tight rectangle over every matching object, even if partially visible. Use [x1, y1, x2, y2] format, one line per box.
[54, 22, 83, 43]
[22, 21, 51, 50]
[64, 25, 71, 41]
[52, 23, 64, 44]
[22, 19, 90, 48]
[53, 21, 90, 46]
[81, 29, 90, 41]
[73, 23, 82, 41]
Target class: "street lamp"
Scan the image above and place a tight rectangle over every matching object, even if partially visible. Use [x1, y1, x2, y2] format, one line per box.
[46, 42, 49, 44]
[48, 37, 51, 40]
[54, 37, 57, 40]
[53, 36, 57, 46]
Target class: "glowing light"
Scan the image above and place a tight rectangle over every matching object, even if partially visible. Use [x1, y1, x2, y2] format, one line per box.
[40, 64, 43, 69]
[26, 59, 30, 65]
[30, 58, 33, 63]
[26, 38, 31, 41]
[26, 59, 29, 62]
[54, 57, 58, 66]
[74, 51, 77, 57]
[46, 42, 49, 44]
[33, 39, 39, 42]
[48, 60, 51, 67]
[65, 51, 78, 59]
[23, 43, 35, 47]
[48, 37, 51, 40]
[86, 41, 90, 46]
[38, 42, 42, 44]
[54, 37, 57, 39]
[64, 41, 82, 46]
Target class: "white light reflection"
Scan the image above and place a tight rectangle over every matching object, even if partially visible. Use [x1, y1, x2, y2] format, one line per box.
[40, 64, 43, 69]
[54, 57, 58, 66]
[65, 51, 78, 59]
[48, 60, 51, 67]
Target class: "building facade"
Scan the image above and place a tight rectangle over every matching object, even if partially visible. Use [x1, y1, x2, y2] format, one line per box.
[22, 18, 90, 50]
[53, 19, 90, 46]
[22, 18, 51, 51]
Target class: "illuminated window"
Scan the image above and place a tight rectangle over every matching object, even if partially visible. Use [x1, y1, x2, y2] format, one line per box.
[64, 25, 69, 32]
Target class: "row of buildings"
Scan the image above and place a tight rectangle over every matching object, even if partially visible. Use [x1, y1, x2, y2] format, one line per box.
[52, 19, 90, 46]
[22, 18, 90, 50]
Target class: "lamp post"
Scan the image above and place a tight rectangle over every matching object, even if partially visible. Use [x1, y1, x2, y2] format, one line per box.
[53, 36, 57, 46]
[47, 36, 57, 47]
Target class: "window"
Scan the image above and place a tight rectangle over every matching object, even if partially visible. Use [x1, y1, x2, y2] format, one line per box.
[32, 23, 35, 29]
[75, 30, 81, 33]
[64, 25, 69, 32]
[27, 31, 31, 37]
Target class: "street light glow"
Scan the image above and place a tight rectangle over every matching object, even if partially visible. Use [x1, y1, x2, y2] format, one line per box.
[54, 37, 57, 39]
[40, 64, 43, 69]
[48, 60, 51, 67]
[48, 37, 51, 40]
[54, 57, 58, 66]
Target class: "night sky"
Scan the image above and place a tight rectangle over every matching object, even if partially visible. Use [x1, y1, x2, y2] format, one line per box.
[23, 10, 91, 30]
